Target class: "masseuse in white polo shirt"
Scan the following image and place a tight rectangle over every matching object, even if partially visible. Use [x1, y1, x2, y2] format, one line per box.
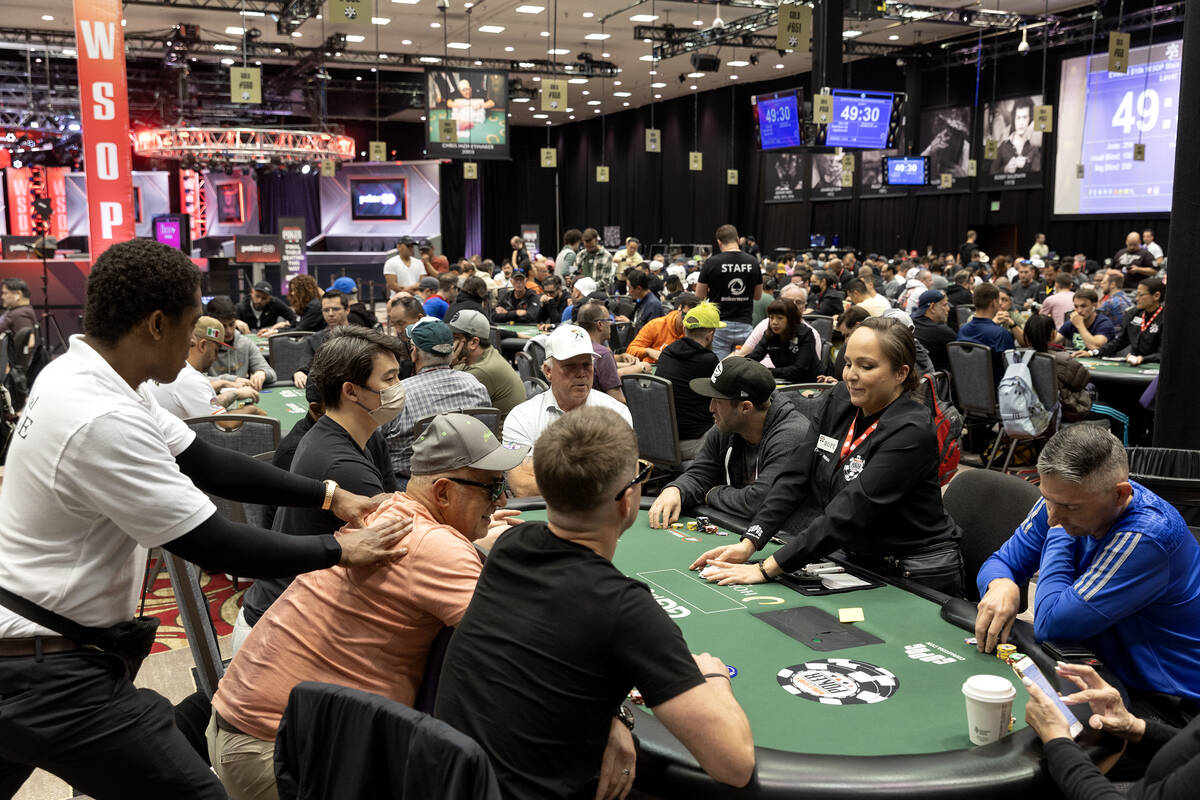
[0, 240, 411, 799]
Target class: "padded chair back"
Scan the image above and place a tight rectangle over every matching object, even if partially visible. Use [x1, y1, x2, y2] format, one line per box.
[415, 407, 501, 437]
[523, 378, 548, 399]
[526, 340, 546, 374]
[946, 341, 998, 419]
[1127, 448, 1200, 524]
[819, 339, 832, 374]
[620, 374, 681, 467]
[487, 327, 502, 349]
[185, 415, 281, 456]
[955, 305, 975, 329]
[617, 323, 637, 353]
[775, 382, 834, 397]
[275, 682, 502, 800]
[269, 332, 315, 380]
[514, 351, 537, 383]
[942, 469, 1042, 603]
[805, 314, 834, 343]
[412, 626, 455, 715]
[10, 326, 37, 369]
[163, 553, 226, 698]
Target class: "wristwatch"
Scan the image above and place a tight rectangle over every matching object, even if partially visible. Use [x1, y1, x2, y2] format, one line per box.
[321, 479, 338, 511]
[615, 705, 635, 731]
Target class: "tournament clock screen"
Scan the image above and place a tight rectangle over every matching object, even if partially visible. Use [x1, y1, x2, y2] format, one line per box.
[826, 90, 893, 149]
[756, 93, 803, 150]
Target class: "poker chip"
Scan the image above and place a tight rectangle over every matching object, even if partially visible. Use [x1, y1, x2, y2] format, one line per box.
[776, 659, 899, 705]
[628, 688, 644, 705]
[727, 665, 738, 678]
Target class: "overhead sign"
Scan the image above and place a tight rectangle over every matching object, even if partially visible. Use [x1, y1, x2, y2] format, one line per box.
[278, 217, 307, 283]
[689, 152, 703, 171]
[1033, 104, 1054, 132]
[645, 128, 661, 153]
[814, 93, 833, 124]
[464, 161, 478, 179]
[230, 66, 261, 104]
[776, 2, 812, 52]
[1108, 31, 1131, 73]
[73, 0, 136, 254]
[328, 0, 371, 24]
[727, 169, 739, 185]
[320, 159, 337, 177]
[540, 147, 557, 168]
[369, 140, 387, 161]
[542, 79, 567, 112]
[234, 234, 282, 263]
[596, 165, 609, 183]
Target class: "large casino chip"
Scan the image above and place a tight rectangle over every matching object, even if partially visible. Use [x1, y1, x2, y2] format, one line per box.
[776, 658, 899, 705]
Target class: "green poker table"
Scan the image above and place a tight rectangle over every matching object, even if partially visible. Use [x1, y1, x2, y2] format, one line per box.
[492, 322, 541, 337]
[1076, 357, 1158, 388]
[507, 499, 1120, 799]
[250, 386, 308, 434]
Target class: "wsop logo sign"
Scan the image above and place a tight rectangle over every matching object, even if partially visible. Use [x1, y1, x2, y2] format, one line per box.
[904, 642, 964, 665]
[652, 592, 690, 619]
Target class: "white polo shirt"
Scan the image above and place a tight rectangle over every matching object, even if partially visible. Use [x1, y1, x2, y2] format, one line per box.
[384, 254, 423, 289]
[144, 362, 227, 420]
[502, 387, 632, 450]
[0, 336, 216, 637]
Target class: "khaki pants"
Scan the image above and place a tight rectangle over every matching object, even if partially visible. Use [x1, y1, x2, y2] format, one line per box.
[205, 711, 279, 800]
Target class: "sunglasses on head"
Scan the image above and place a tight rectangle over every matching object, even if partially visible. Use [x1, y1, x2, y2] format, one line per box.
[613, 459, 654, 501]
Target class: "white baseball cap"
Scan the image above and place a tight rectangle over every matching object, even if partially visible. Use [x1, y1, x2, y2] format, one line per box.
[545, 324, 598, 361]
[573, 277, 598, 296]
[685, 272, 700, 286]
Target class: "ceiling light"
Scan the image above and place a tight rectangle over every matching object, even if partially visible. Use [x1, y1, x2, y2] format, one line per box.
[567, 78, 587, 84]
[593, 109, 600, 114]
[687, 72, 704, 78]
[402, 39, 412, 45]
[241, 9, 265, 16]
[888, 34, 900, 41]
[346, 34, 366, 42]
[379, 53, 387, 59]
[392, 0, 420, 3]
[548, 48, 569, 55]
[602, 52, 611, 58]
[585, 33, 610, 41]
[474, 59, 482, 65]
[693, 19, 704, 26]
[291, 31, 303, 37]
[532, 76, 541, 81]
[654, 93, 662, 99]
[581, 90, 590, 95]
[728, 59, 748, 67]
[504, 46, 514, 52]
[587, 100, 601, 105]
[630, 14, 658, 22]
[649, 70, 657, 75]
[220, 58, 235, 65]
[213, 43, 238, 51]
[225, 26, 245, 35]
[62, 48, 76, 56]
[518, 61, 535, 68]
[479, 25, 505, 33]
[613, 91, 631, 97]
[41, 14, 54, 21]
[569, 115, 576, 119]
[639, 55, 656, 62]
[540, 31, 550, 37]
[371, 17, 391, 25]
[623, 102, 630, 107]
[515, 5, 545, 13]
[533, 113, 549, 119]
[643, 38, 652, 44]
[430, 21, 440, 28]
[356, 75, 363, 81]
[775, 63, 785, 69]
[690, 84, 698, 90]
[1017, 27, 1030, 53]
[565, 107, 573, 112]
[842, 30, 863, 38]
[448, 42, 471, 49]
[582, 12, 593, 18]
[512, 97, 530, 102]
[419, 56, 441, 63]
[730, 75, 738, 80]
[651, 82, 665, 88]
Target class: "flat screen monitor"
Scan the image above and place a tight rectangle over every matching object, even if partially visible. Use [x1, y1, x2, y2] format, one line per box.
[350, 178, 408, 221]
[883, 156, 928, 186]
[214, 182, 244, 224]
[425, 68, 510, 160]
[152, 214, 190, 251]
[754, 89, 804, 150]
[825, 89, 894, 149]
[1052, 39, 1181, 215]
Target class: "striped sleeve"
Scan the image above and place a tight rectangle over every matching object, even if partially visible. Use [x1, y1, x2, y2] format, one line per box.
[1034, 526, 1168, 643]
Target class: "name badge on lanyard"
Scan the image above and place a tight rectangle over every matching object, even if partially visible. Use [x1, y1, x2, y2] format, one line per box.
[816, 434, 839, 453]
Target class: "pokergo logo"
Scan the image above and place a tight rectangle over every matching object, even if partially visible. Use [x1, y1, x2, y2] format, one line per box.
[904, 642, 964, 665]
[652, 592, 690, 619]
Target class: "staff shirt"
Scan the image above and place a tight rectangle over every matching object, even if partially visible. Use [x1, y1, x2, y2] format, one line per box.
[144, 362, 228, 419]
[0, 336, 215, 637]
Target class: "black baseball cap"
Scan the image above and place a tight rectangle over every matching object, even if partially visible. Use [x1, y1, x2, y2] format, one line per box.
[689, 358, 775, 405]
[252, 281, 273, 294]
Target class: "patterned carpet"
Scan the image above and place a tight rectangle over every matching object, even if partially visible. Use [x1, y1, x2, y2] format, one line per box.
[142, 570, 244, 653]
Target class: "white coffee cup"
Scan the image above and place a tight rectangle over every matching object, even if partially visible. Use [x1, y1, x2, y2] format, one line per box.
[962, 674, 1016, 746]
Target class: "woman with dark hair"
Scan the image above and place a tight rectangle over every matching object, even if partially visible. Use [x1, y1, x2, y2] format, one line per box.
[693, 317, 965, 596]
[287, 274, 325, 332]
[745, 299, 821, 383]
[826, 305, 871, 380]
[445, 275, 489, 320]
[1023, 313, 1093, 422]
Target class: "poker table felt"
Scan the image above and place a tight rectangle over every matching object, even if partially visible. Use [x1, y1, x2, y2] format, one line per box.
[492, 322, 541, 337]
[507, 499, 1119, 799]
[248, 334, 271, 356]
[1075, 357, 1158, 387]
[251, 386, 307, 435]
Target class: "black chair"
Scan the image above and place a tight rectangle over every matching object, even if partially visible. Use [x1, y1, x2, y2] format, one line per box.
[526, 340, 547, 374]
[775, 382, 834, 397]
[523, 377, 548, 399]
[609, 321, 631, 354]
[621, 374, 682, 467]
[275, 682, 502, 800]
[415, 407, 501, 437]
[514, 351, 537, 383]
[942, 469, 1041, 606]
[269, 331, 315, 383]
[946, 341, 1005, 469]
[1127, 448, 1200, 525]
[162, 553, 227, 699]
[818, 339, 833, 375]
[805, 314, 834, 343]
[955, 305, 975, 329]
[184, 416, 282, 525]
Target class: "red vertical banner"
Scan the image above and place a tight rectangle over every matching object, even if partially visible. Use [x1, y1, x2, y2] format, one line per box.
[5, 167, 32, 235]
[73, 0, 135, 255]
[46, 167, 70, 238]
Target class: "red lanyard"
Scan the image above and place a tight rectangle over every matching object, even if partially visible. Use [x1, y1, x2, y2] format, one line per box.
[840, 413, 880, 462]
[1140, 306, 1162, 332]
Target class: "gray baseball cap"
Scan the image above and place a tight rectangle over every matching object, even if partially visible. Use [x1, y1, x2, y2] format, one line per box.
[418, 276, 439, 291]
[410, 413, 530, 475]
[447, 309, 491, 341]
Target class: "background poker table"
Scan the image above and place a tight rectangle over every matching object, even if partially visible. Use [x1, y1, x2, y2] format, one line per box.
[250, 386, 307, 435]
[492, 322, 540, 337]
[507, 498, 1120, 799]
[1075, 357, 1159, 387]
[248, 333, 271, 356]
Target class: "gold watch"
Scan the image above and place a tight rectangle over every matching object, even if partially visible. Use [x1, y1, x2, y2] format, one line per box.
[322, 479, 338, 511]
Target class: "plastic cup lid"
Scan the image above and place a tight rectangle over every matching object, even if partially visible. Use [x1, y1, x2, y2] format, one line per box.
[962, 674, 1016, 702]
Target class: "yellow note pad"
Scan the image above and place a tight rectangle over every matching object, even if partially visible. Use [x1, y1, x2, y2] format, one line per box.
[838, 607, 865, 624]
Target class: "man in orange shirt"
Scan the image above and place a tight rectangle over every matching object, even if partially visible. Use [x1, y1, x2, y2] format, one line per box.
[625, 292, 698, 363]
[207, 413, 529, 800]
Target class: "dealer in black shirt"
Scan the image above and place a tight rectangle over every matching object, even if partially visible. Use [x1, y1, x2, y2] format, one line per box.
[1092, 277, 1165, 365]
[692, 318, 964, 597]
[241, 327, 408, 628]
[436, 407, 755, 800]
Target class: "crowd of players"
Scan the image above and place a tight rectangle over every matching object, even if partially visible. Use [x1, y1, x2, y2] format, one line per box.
[0, 221, 1193, 800]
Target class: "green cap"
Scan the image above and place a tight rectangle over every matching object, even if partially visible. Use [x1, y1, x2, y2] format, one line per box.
[683, 301, 726, 330]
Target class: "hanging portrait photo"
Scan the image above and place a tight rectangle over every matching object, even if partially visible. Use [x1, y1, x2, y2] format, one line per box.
[919, 106, 972, 193]
[810, 153, 855, 201]
[763, 152, 806, 203]
[979, 94, 1045, 190]
[859, 149, 908, 197]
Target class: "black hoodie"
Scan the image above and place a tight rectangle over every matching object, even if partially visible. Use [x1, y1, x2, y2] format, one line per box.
[654, 336, 720, 441]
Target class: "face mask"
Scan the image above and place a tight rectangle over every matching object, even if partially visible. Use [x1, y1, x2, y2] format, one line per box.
[356, 381, 406, 425]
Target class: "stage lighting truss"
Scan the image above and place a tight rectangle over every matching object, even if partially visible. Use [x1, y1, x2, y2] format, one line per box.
[180, 168, 209, 242]
[133, 127, 355, 166]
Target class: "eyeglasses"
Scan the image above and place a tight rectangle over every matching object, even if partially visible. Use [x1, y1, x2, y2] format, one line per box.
[446, 477, 508, 503]
[613, 459, 654, 501]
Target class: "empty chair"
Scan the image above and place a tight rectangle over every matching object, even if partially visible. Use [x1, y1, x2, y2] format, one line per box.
[805, 314, 833, 343]
[523, 378, 548, 399]
[514, 351, 537, 383]
[955, 305, 975, 329]
[275, 682, 502, 800]
[620, 374, 681, 467]
[1127, 447, 1200, 525]
[946, 341, 1005, 469]
[268, 331, 316, 384]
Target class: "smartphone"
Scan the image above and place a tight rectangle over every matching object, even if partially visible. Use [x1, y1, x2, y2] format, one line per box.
[1012, 656, 1084, 738]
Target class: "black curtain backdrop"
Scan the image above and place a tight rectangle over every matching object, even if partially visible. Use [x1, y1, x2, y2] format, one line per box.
[257, 171, 321, 238]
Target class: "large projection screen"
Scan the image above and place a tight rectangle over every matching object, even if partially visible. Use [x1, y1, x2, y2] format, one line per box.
[1053, 40, 1182, 216]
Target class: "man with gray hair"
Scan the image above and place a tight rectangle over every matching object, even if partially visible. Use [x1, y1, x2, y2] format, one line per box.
[974, 426, 1200, 705]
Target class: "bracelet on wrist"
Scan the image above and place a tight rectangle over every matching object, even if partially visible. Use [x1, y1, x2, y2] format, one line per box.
[703, 672, 731, 681]
[758, 563, 773, 582]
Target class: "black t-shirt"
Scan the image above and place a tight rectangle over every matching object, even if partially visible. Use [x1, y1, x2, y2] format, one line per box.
[655, 337, 720, 441]
[242, 415, 391, 624]
[1114, 247, 1157, 289]
[435, 522, 705, 800]
[698, 251, 762, 324]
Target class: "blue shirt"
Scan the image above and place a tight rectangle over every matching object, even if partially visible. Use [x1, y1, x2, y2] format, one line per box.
[423, 296, 449, 320]
[1058, 313, 1116, 351]
[977, 482, 1200, 700]
[957, 316, 1015, 354]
